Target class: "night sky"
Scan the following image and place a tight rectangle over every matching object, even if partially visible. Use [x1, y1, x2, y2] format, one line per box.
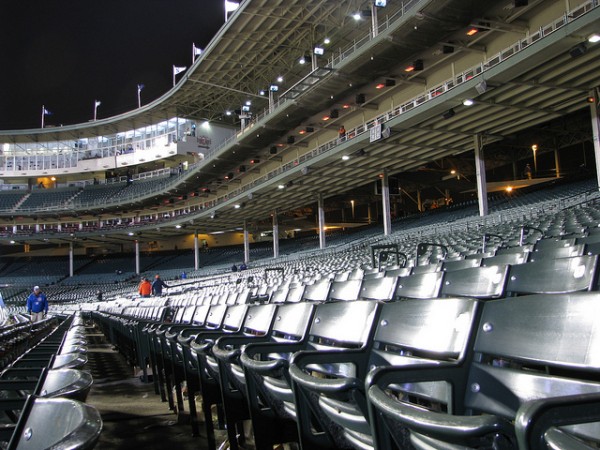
[0, 0, 225, 130]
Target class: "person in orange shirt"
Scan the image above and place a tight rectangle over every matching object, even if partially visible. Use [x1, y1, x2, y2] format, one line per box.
[138, 277, 152, 298]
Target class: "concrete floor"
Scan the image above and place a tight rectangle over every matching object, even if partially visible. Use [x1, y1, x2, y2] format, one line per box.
[85, 329, 214, 450]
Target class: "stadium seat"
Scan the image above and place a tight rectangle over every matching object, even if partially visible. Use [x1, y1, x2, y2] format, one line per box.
[367, 292, 600, 450]
[240, 300, 380, 450]
[288, 297, 480, 450]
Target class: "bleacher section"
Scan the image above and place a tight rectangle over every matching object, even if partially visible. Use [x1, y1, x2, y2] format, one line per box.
[3, 178, 600, 449]
[18, 187, 80, 211]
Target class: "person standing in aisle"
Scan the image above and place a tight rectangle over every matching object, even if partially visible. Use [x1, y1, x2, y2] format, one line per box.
[26, 286, 48, 322]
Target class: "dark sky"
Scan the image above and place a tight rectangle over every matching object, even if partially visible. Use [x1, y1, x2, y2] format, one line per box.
[0, 0, 225, 130]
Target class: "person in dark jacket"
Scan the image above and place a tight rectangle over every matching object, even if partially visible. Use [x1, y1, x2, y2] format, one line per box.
[152, 274, 169, 296]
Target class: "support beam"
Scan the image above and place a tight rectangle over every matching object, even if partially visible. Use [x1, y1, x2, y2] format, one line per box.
[590, 93, 600, 190]
[381, 170, 392, 236]
[194, 231, 199, 271]
[135, 240, 140, 275]
[272, 210, 279, 259]
[318, 194, 326, 250]
[69, 242, 74, 278]
[243, 219, 250, 264]
[474, 134, 489, 217]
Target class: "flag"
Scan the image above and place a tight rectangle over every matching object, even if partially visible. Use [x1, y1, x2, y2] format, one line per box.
[137, 83, 145, 93]
[95, 100, 101, 107]
[225, 0, 240, 12]
[173, 65, 187, 75]
[43, 108, 51, 115]
[193, 44, 202, 56]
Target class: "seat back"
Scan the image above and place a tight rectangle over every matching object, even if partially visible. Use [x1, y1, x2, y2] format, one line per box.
[172, 307, 186, 323]
[441, 265, 509, 299]
[270, 303, 315, 343]
[204, 304, 229, 330]
[411, 263, 442, 275]
[270, 285, 290, 304]
[308, 300, 380, 357]
[359, 276, 398, 301]
[534, 237, 577, 251]
[528, 244, 586, 262]
[370, 297, 479, 369]
[385, 267, 411, 278]
[506, 254, 598, 295]
[302, 278, 331, 302]
[220, 305, 249, 332]
[191, 304, 211, 325]
[482, 252, 528, 267]
[441, 258, 481, 272]
[180, 305, 197, 324]
[395, 271, 444, 299]
[464, 293, 600, 420]
[328, 279, 363, 302]
[242, 304, 277, 336]
[285, 284, 305, 303]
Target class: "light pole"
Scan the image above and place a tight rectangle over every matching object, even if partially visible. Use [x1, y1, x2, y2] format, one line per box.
[531, 144, 538, 173]
[93, 100, 101, 121]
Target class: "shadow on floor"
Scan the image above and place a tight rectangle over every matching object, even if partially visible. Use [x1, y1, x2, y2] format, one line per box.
[85, 328, 211, 450]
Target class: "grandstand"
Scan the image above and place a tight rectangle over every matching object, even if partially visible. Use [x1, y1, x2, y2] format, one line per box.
[1, 0, 600, 449]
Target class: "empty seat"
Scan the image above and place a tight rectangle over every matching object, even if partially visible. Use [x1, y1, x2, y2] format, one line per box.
[289, 297, 480, 450]
[368, 292, 600, 450]
[440, 265, 509, 299]
[395, 271, 444, 299]
[3, 396, 102, 449]
[506, 254, 598, 295]
[241, 300, 380, 450]
[359, 276, 398, 301]
[328, 279, 363, 302]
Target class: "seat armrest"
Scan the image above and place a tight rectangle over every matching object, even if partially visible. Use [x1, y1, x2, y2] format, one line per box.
[240, 341, 305, 374]
[516, 392, 600, 450]
[213, 335, 270, 362]
[288, 349, 367, 393]
[368, 384, 512, 445]
[289, 363, 360, 393]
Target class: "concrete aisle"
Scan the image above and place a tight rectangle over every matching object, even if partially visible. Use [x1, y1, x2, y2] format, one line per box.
[84, 328, 209, 450]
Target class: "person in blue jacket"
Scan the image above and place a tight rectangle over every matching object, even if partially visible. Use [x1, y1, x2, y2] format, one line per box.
[26, 286, 48, 322]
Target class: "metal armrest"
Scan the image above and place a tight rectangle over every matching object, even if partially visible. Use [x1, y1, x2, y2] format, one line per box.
[240, 341, 305, 374]
[288, 349, 367, 394]
[366, 363, 512, 446]
[516, 392, 600, 450]
[368, 384, 512, 445]
[190, 331, 229, 354]
[213, 335, 270, 362]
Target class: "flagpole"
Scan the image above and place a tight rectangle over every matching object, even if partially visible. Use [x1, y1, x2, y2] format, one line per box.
[192, 44, 195, 64]
[93, 101, 98, 121]
[41, 105, 45, 128]
[138, 88, 141, 108]
[173, 65, 176, 87]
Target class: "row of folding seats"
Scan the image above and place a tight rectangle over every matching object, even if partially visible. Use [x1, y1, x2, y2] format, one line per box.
[93, 253, 600, 448]
[125, 292, 600, 450]
[0, 313, 102, 449]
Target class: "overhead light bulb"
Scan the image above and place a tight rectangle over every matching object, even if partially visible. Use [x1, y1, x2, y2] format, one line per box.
[462, 99, 474, 106]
